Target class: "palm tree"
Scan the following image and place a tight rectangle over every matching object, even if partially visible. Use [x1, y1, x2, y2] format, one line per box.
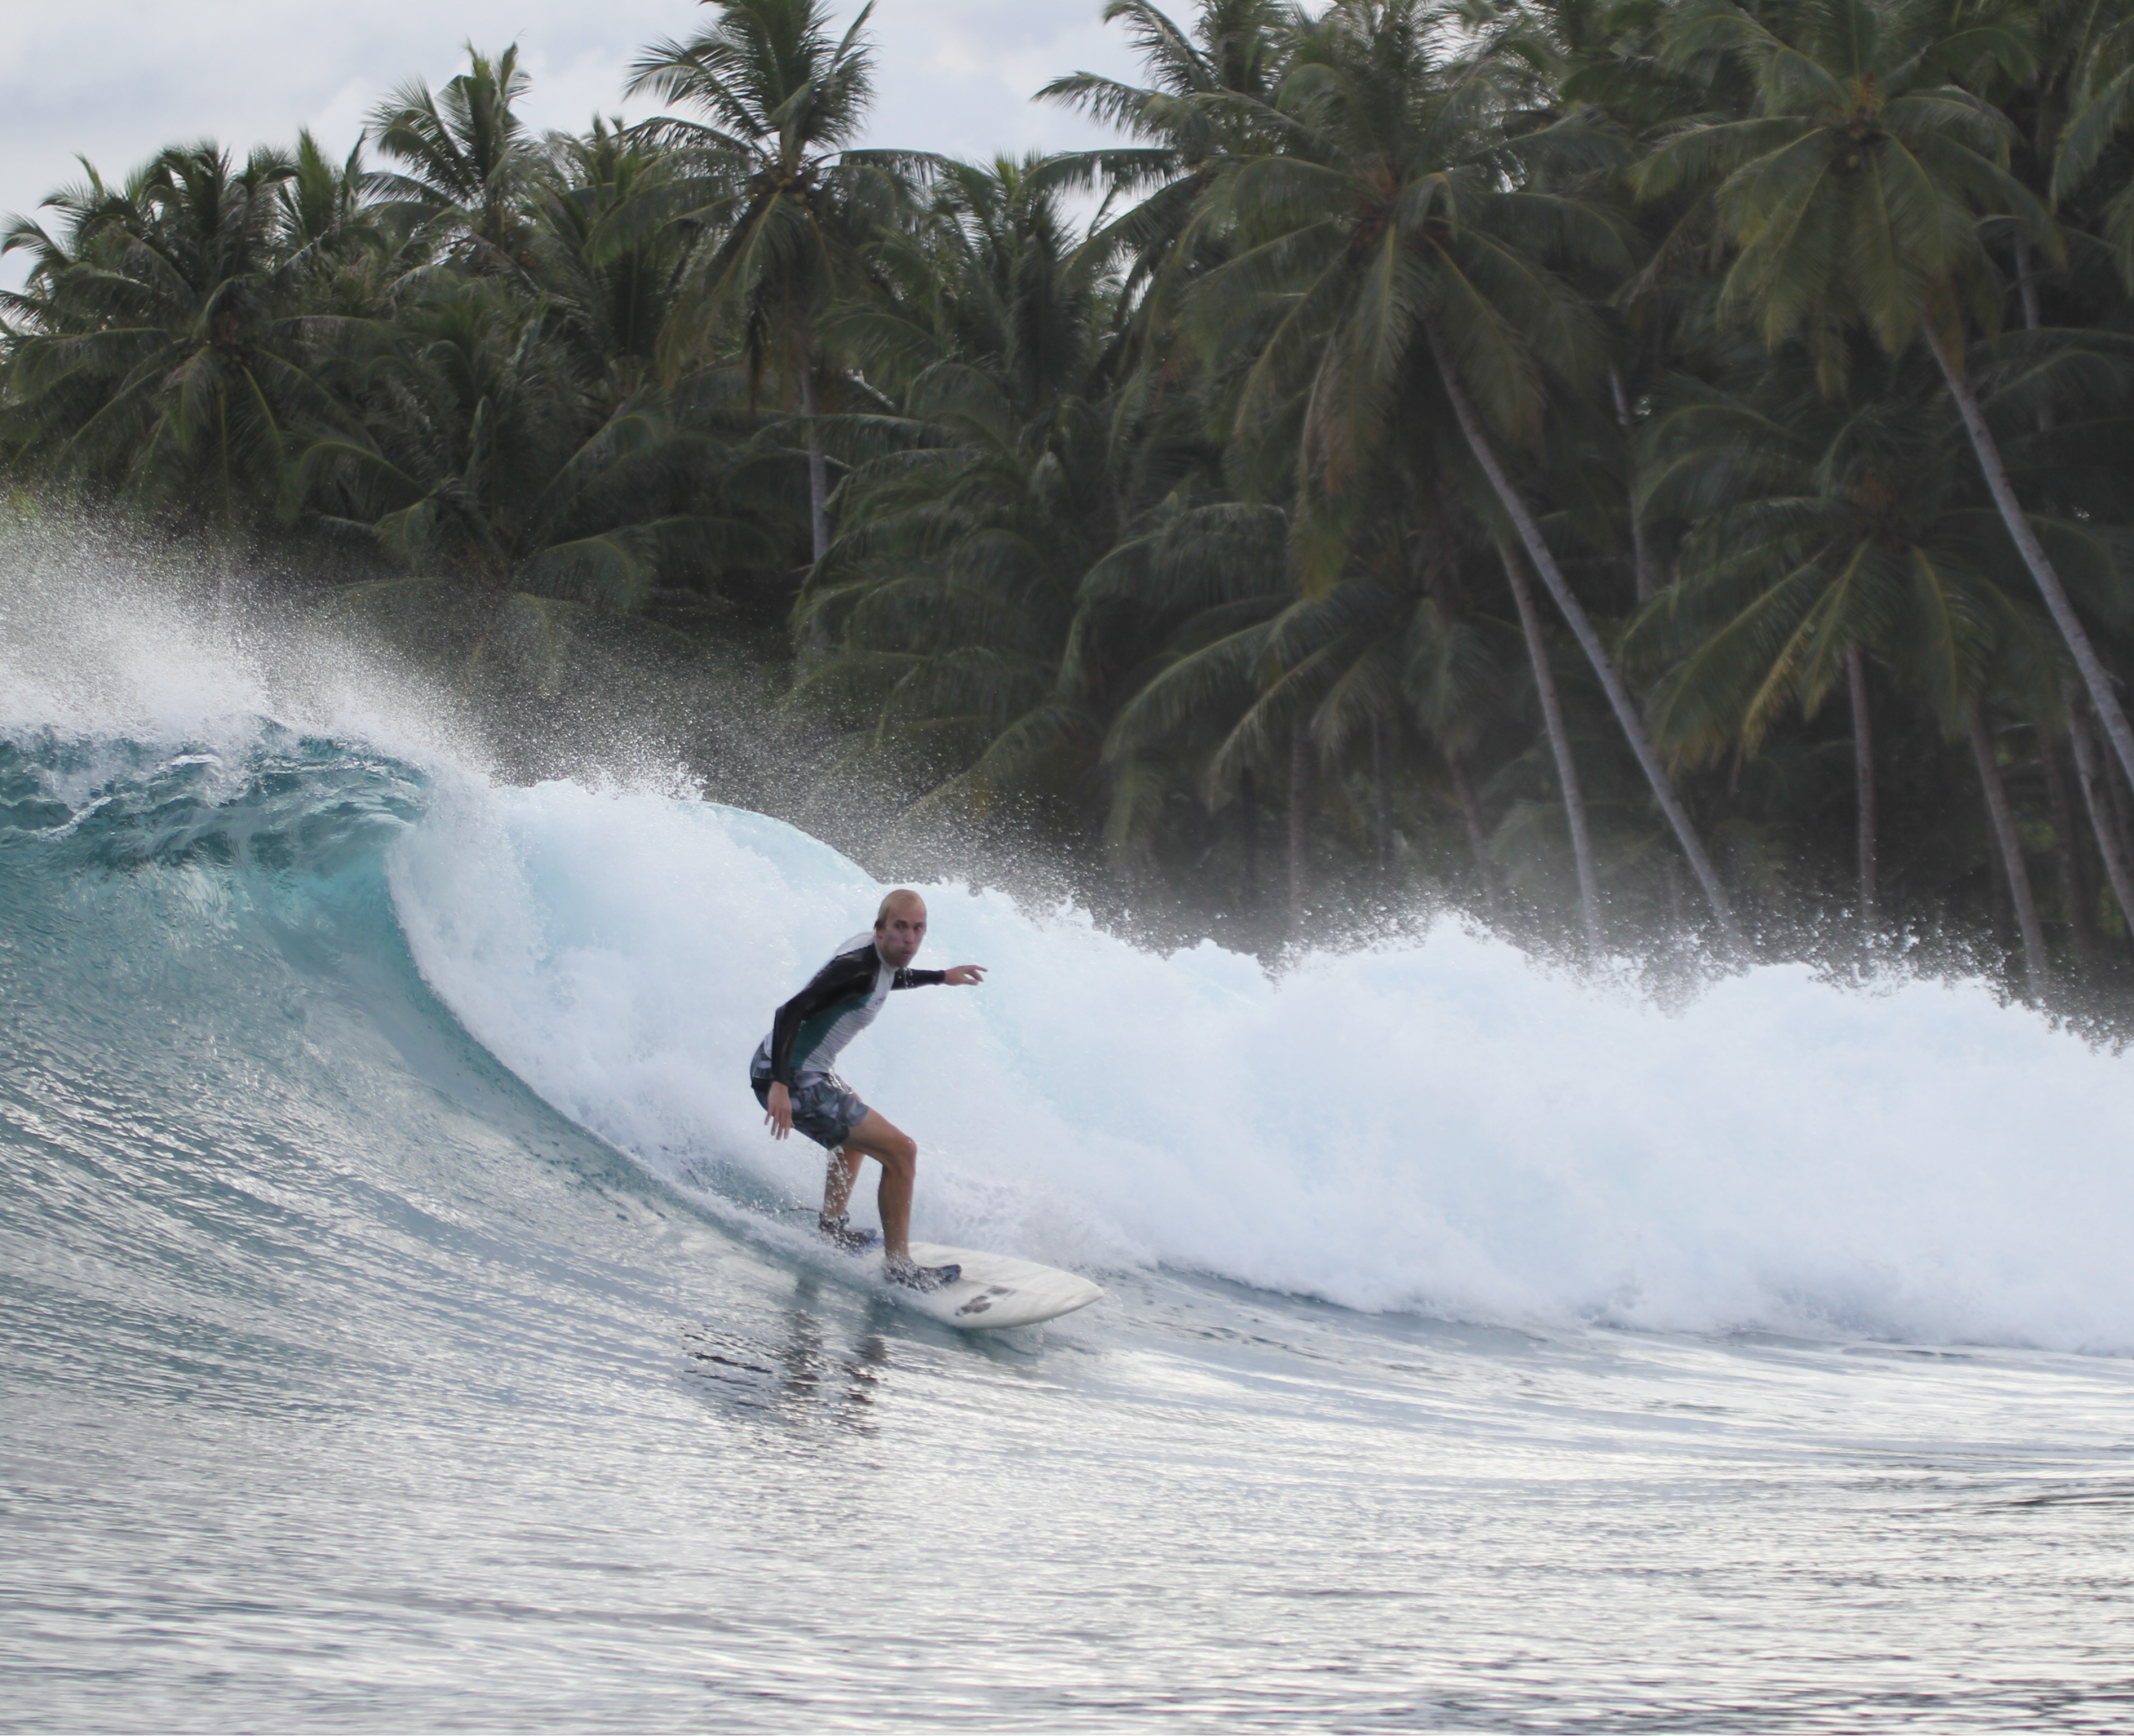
[627, 0, 899, 565]
[1037, 1, 1295, 302]
[365, 43, 540, 268]
[789, 362, 1121, 831]
[1631, 340, 2112, 974]
[1, 142, 336, 534]
[1094, 502, 1375, 930]
[785, 156, 1128, 837]
[530, 119, 702, 400]
[278, 131, 372, 253]
[2052, 0, 2134, 280]
[299, 278, 761, 684]
[1186, 0, 1743, 944]
[1096, 486, 1542, 935]
[1641, 0, 2134, 812]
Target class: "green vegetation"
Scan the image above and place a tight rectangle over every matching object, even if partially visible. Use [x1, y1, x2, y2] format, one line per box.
[13, 0, 2134, 994]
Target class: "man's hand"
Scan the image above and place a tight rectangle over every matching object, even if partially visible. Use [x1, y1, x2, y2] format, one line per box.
[943, 964, 986, 986]
[765, 1081, 794, 1139]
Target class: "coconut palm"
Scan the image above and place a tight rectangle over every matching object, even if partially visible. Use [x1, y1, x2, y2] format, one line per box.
[2051, 0, 2134, 278]
[1640, 0, 2134, 813]
[1630, 338, 2117, 981]
[788, 156, 1126, 831]
[298, 278, 762, 684]
[278, 131, 372, 253]
[1038, 1, 1296, 298]
[365, 43, 540, 268]
[627, 0, 901, 565]
[0, 142, 338, 531]
[789, 365, 1121, 827]
[1090, 497, 1341, 925]
[530, 119, 702, 400]
[1098, 495, 1530, 931]
[1183, 0, 1742, 943]
[1633, 351, 1936, 928]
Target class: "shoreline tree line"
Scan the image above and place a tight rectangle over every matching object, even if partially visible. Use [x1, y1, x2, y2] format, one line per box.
[11, 0, 2134, 1000]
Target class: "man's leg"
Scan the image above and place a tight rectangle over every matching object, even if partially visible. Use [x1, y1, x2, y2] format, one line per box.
[819, 1146, 864, 1225]
[833, 1109, 919, 1260]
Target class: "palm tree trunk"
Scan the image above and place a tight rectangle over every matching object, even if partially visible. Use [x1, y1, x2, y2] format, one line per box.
[1924, 322, 2134, 796]
[2014, 235, 2055, 432]
[1848, 645, 1877, 937]
[1288, 715, 1313, 939]
[1501, 542, 1603, 952]
[1239, 764, 1261, 916]
[1427, 323, 1742, 946]
[1370, 712, 1392, 886]
[1447, 748, 1499, 920]
[1969, 706, 2051, 1000]
[2104, 720, 2134, 870]
[798, 363, 830, 566]
[1609, 370, 1658, 603]
[2038, 730, 2096, 974]
[2065, 702, 2134, 938]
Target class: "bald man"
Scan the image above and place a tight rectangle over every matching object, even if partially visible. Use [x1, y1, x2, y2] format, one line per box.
[749, 890, 985, 1290]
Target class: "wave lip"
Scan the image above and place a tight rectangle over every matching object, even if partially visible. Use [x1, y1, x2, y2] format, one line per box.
[0, 726, 425, 879]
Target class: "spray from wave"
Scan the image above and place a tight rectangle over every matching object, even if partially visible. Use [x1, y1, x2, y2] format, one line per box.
[8, 526, 2134, 1353]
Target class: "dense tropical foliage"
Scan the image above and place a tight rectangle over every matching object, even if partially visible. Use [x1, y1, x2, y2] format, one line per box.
[16, 0, 2134, 999]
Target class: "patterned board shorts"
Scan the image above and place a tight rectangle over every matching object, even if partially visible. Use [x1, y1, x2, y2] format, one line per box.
[751, 1071, 870, 1151]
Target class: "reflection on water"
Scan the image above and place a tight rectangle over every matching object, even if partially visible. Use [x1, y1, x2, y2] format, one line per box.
[682, 1281, 891, 1431]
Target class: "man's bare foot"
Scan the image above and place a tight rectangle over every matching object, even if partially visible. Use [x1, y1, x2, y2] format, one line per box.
[885, 1255, 961, 1293]
[817, 1214, 879, 1253]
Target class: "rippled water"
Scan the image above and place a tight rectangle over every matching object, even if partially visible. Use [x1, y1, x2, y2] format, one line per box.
[4, 573, 2133, 1732]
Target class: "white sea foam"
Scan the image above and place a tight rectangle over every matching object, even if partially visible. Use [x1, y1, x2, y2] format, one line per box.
[0, 518, 492, 788]
[386, 774, 2134, 1354]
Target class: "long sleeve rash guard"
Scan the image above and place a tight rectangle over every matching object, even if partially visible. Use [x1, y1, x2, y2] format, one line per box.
[749, 932, 945, 1087]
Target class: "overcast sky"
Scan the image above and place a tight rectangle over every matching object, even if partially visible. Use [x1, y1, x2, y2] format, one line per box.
[0, 0, 1142, 280]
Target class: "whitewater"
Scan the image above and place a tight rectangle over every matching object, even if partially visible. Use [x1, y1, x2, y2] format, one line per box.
[6, 537, 2132, 1732]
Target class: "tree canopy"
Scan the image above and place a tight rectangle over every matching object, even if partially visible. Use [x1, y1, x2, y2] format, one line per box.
[13, 0, 2134, 999]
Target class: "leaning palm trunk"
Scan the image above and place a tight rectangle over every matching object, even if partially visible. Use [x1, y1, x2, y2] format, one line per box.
[2038, 732, 2097, 974]
[1968, 707, 2051, 1000]
[1287, 715, 1313, 939]
[1370, 715, 1392, 886]
[1427, 325, 1743, 948]
[1609, 370, 1659, 603]
[1500, 542, 1604, 952]
[1848, 645, 1878, 937]
[798, 363, 831, 565]
[1924, 324, 2134, 797]
[1446, 749, 1500, 920]
[2065, 702, 2134, 937]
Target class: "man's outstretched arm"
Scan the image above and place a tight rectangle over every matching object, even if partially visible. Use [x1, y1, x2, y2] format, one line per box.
[893, 964, 986, 987]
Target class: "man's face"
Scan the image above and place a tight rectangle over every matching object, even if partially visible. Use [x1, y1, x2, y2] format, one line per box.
[876, 901, 928, 967]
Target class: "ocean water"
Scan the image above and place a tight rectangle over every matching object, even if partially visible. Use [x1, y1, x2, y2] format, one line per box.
[5, 558, 2133, 1732]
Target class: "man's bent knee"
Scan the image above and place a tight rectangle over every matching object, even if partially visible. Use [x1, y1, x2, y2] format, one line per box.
[857, 1125, 917, 1174]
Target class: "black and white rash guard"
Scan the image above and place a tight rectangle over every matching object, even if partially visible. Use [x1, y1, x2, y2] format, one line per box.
[750, 932, 946, 1087]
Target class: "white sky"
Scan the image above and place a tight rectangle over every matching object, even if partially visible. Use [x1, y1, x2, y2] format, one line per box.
[0, 0, 1143, 280]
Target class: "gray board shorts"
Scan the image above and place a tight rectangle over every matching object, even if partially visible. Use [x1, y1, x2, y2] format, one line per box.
[751, 1070, 870, 1150]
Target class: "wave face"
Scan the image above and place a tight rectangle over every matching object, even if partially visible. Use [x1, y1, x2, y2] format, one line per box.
[383, 771, 2134, 1353]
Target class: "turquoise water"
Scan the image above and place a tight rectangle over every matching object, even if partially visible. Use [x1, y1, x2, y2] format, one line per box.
[5, 575, 2134, 1731]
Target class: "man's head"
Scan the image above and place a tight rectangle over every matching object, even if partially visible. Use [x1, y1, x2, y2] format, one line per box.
[874, 889, 928, 967]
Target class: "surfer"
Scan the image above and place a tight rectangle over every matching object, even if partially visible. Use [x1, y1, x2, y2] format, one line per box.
[750, 889, 985, 1290]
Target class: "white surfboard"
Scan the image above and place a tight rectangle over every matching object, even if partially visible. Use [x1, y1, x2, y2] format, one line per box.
[887, 1242, 1103, 1329]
